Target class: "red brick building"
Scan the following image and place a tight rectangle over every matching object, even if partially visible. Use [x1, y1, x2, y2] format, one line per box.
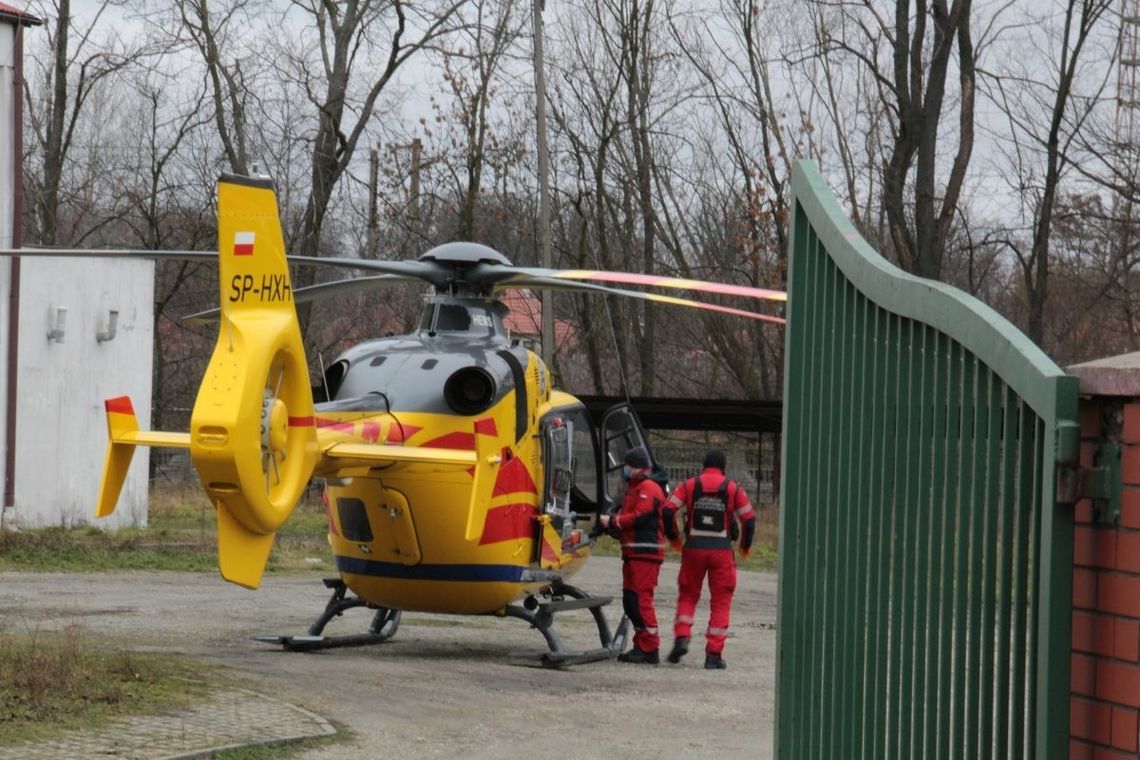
[1068, 352, 1140, 758]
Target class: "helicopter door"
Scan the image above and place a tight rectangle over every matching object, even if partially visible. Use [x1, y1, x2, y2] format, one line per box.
[541, 414, 574, 536]
[600, 403, 658, 507]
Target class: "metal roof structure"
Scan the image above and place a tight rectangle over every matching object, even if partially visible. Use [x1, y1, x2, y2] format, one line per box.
[0, 2, 41, 26]
[577, 395, 782, 433]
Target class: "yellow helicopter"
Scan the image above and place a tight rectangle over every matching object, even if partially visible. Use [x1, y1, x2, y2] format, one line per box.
[3, 174, 785, 663]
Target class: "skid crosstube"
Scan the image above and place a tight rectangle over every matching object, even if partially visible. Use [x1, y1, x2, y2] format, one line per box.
[251, 578, 628, 665]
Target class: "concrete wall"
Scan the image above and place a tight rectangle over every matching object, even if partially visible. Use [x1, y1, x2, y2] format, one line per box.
[10, 258, 154, 528]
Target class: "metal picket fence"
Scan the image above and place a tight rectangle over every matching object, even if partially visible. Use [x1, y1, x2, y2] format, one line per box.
[776, 161, 1078, 759]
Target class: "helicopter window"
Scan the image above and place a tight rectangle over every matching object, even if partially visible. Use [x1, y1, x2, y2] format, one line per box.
[421, 359, 438, 369]
[369, 356, 386, 367]
[323, 359, 350, 401]
[435, 304, 471, 332]
[541, 408, 599, 519]
[564, 409, 599, 513]
[337, 497, 373, 542]
[540, 416, 573, 532]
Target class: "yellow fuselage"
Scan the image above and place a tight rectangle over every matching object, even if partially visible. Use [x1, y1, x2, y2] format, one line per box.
[317, 383, 589, 615]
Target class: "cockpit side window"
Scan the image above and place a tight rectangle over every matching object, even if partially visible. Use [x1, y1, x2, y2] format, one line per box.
[540, 407, 601, 534]
[435, 304, 471, 331]
[565, 408, 599, 514]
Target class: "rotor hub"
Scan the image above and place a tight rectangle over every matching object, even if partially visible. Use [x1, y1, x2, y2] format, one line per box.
[262, 393, 289, 456]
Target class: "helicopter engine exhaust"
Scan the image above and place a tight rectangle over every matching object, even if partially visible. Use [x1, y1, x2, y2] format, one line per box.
[443, 367, 496, 415]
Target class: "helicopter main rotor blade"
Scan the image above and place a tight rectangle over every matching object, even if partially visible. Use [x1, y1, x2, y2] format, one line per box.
[0, 248, 450, 287]
[181, 274, 419, 325]
[0, 247, 220, 262]
[471, 264, 786, 302]
[497, 276, 785, 324]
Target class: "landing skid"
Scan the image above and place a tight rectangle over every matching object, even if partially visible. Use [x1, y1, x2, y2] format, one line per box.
[252, 578, 400, 652]
[252, 578, 628, 666]
[504, 583, 631, 669]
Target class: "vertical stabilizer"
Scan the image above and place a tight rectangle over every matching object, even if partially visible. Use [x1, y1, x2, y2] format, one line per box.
[96, 396, 140, 518]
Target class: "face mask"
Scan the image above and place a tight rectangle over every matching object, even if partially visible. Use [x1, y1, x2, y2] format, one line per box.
[621, 465, 632, 481]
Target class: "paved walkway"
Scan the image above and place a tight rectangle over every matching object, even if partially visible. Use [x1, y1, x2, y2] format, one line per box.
[0, 688, 336, 760]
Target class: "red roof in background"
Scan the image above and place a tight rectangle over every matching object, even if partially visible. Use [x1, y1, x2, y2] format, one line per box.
[0, 2, 42, 25]
[499, 289, 577, 346]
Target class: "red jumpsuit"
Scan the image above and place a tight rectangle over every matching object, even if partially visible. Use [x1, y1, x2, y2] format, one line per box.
[668, 467, 756, 656]
[611, 469, 673, 654]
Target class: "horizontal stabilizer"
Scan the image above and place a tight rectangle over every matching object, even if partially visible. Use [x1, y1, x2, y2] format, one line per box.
[321, 443, 478, 471]
[216, 501, 277, 589]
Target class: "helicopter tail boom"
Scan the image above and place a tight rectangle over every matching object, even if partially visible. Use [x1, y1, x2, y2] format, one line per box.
[188, 174, 318, 589]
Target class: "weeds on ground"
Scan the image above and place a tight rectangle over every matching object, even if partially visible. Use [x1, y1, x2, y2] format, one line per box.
[211, 732, 348, 759]
[0, 485, 332, 574]
[0, 622, 211, 744]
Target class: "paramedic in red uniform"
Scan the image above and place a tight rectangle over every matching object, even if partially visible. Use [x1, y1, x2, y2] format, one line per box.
[665, 448, 756, 669]
[598, 446, 677, 664]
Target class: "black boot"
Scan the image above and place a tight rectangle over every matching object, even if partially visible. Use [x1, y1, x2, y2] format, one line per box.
[704, 653, 727, 670]
[618, 648, 660, 665]
[667, 637, 690, 664]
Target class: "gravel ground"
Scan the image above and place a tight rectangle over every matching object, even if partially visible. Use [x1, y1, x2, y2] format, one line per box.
[0, 556, 776, 759]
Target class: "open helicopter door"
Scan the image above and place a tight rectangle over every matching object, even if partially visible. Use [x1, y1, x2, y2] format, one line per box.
[537, 405, 603, 561]
[599, 403, 661, 509]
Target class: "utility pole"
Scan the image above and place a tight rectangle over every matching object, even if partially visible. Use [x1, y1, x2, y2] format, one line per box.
[367, 148, 379, 257]
[409, 137, 422, 223]
[1117, 0, 1140, 345]
[390, 139, 424, 237]
[532, 0, 554, 368]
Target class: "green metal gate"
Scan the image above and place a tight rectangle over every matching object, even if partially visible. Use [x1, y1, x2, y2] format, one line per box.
[777, 161, 1078, 759]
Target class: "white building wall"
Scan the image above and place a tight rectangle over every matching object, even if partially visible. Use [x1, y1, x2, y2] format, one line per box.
[12, 258, 154, 528]
[1, 22, 16, 520]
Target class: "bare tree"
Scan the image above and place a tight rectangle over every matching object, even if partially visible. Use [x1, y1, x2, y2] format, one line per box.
[436, 0, 526, 240]
[24, 0, 151, 245]
[171, 0, 262, 175]
[812, 0, 976, 280]
[983, 0, 1115, 344]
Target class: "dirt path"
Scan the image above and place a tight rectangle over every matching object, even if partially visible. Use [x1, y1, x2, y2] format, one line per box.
[0, 557, 776, 759]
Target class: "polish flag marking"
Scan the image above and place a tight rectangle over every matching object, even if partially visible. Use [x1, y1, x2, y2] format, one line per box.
[233, 231, 255, 256]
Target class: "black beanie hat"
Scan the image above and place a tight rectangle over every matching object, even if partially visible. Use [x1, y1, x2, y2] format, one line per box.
[624, 446, 651, 469]
[703, 449, 727, 470]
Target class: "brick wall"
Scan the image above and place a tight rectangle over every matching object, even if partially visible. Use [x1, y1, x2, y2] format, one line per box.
[1071, 397, 1140, 759]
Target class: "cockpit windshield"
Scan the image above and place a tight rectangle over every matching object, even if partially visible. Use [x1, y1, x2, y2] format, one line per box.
[420, 302, 501, 337]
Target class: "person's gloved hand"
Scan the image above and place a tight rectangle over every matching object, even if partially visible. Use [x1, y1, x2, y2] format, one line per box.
[599, 514, 611, 529]
[740, 546, 751, 559]
[669, 537, 683, 553]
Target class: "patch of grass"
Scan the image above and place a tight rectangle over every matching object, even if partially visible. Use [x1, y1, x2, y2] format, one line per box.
[0, 623, 213, 744]
[212, 730, 348, 759]
[0, 485, 332, 574]
[590, 503, 779, 571]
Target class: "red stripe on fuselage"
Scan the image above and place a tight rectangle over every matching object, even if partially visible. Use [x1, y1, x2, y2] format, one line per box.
[492, 455, 538, 497]
[316, 417, 355, 433]
[540, 538, 560, 564]
[288, 416, 315, 427]
[479, 503, 537, 544]
[474, 417, 498, 436]
[422, 432, 476, 450]
[386, 424, 421, 443]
